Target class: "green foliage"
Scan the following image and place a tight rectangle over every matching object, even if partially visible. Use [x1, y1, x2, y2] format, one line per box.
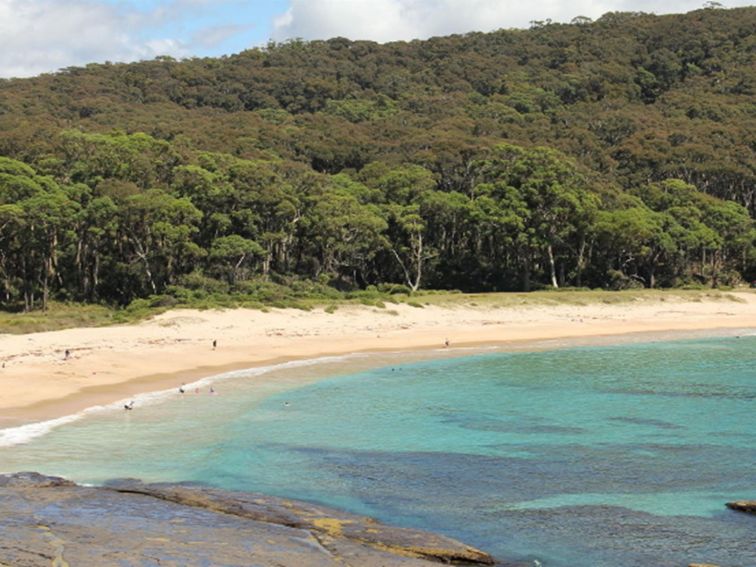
[0, 8, 754, 314]
[324, 95, 398, 123]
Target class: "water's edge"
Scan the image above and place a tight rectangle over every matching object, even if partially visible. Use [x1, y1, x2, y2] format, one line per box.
[3, 326, 751, 449]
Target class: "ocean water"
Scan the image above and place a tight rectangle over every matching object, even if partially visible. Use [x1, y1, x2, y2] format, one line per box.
[1, 334, 755, 566]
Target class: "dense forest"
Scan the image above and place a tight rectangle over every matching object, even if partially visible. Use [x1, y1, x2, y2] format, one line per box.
[0, 6, 754, 310]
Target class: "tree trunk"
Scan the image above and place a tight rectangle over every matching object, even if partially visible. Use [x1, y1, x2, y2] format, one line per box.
[711, 250, 720, 287]
[232, 253, 247, 285]
[547, 244, 558, 289]
[76, 237, 85, 296]
[42, 260, 50, 311]
[92, 253, 100, 301]
[522, 253, 531, 292]
[134, 240, 157, 295]
[576, 236, 587, 287]
[411, 233, 423, 292]
[390, 231, 427, 293]
[262, 244, 272, 276]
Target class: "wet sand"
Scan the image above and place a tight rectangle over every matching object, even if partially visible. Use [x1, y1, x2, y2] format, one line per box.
[1, 292, 755, 428]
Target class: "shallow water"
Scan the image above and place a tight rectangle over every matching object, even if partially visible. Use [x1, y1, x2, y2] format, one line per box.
[1, 335, 755, 566]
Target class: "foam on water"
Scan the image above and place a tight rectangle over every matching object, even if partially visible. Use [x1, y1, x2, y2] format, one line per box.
[0, 353, 364, 448]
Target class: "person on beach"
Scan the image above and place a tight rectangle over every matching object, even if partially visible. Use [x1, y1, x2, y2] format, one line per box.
[212, 339, 217, 350]
[64, 349, 71, 360]
[444, 338, 450, 348]
[179, 383, 186, 394]
[124, 401, 134, 410]
[209, 386, 216, 395]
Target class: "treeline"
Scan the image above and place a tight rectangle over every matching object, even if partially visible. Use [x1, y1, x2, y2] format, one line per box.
[0, 133, 751, 310]
[0, 7, 754, 309]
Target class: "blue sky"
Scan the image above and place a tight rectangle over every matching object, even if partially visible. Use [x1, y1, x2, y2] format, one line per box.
[98, 0, 289, 57]
[1, 0, 754, 78]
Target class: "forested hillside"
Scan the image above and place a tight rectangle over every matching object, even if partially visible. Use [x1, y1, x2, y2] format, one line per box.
[0, 7, 754, 310]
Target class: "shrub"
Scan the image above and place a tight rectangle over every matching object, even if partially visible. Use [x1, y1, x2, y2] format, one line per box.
[377, 283, 412, 295]
[606, 270, 645, 290]
[175, 272, 229, 294]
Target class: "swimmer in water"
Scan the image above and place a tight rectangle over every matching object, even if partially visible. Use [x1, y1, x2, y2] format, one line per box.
[124, 401, 134, 410]
[179, 383, 185, 394]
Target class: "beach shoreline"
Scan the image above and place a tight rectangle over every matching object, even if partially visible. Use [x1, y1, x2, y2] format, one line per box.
[1, 292, 755, 430]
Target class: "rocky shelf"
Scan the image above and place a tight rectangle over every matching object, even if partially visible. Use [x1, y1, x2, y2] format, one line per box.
[725, 500, 756, 514]
[0, 472, 500, 566]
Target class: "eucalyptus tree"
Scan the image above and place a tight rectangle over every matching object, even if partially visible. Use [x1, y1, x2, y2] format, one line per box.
[302, 173, 387, 285]
[361, 163, 439, 291]
[120, 190, 203, 296]
[209, 235, 265, 285]
[0, 157, 79, 309]
[471, 144, 599, 289]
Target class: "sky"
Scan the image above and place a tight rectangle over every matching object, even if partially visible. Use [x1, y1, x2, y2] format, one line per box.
[0, 0, 753, 78]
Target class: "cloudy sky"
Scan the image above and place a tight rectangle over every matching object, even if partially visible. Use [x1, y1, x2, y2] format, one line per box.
[0, 0, 752, 78]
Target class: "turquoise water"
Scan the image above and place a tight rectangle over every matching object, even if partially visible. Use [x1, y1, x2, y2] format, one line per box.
[1, 335, 755, 566]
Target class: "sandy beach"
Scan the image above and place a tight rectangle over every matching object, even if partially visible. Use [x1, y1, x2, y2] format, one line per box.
[1, 292, 755, 428]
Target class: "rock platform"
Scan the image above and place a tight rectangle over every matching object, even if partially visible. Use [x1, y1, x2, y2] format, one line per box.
[0, 472, 497, 566]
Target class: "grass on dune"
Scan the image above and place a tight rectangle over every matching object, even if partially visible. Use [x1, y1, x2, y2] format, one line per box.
[0, 288, 751, 335]
[0, 303, 119, 334]
[410, 288, 749, 308]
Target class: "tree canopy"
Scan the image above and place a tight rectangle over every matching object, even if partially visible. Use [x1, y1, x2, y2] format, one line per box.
[0, 7, 753, 310]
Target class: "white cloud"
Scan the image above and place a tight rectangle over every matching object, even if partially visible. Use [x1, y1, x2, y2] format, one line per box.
[0, 0, 186, 78]
[192, 23, 256, 49]
[272, 0, 756, 42]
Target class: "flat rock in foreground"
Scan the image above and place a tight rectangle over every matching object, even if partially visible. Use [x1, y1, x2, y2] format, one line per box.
[0, 472, 495, 566]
